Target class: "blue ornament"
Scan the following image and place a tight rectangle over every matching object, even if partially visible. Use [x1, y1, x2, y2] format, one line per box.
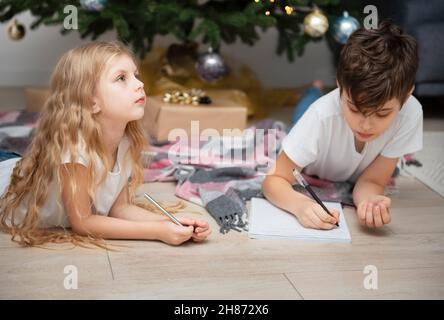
[332, 11, 360, 44]
[80, 0, 107, 12]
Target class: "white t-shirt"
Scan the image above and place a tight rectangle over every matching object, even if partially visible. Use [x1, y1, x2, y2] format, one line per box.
[281, 88, 423, 182]
[0, 135, 132, 228]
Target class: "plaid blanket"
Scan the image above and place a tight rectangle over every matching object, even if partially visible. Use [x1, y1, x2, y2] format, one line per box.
[143, 120, 381, 233]
[0, 111, 40, 156]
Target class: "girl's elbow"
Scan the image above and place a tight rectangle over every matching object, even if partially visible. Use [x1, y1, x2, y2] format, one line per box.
[70, 218, 94, 237]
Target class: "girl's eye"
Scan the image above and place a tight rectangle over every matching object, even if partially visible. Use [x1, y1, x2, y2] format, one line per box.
[117, 75, 126, 81]
[376, 112, 391, 118]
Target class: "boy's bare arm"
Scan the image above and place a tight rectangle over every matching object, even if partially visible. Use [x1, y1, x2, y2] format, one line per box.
[353, 155, 398, 206]
[353, 155, 398, 227]
[262, 151, 339, 229]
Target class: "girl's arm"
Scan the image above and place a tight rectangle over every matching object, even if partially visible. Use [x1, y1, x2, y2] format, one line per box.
[59, 164, 193, 244]
[108, 183, 168, 222]
[109, 183, 212, 242]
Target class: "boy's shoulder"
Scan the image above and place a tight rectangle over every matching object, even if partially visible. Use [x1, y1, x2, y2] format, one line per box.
[399, 94, 423, 120]
[308, 88, 343, 121]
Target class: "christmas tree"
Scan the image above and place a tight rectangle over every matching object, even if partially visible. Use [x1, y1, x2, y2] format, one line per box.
[0, 0, 354, 62]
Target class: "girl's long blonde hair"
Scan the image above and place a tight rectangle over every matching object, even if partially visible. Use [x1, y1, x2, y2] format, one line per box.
[0, 41, 151, 248]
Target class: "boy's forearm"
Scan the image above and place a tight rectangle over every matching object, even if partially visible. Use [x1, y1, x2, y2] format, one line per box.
[262, 175, 312, 216]
[353, 179, 385, 206]
[72, 214, 163, 240]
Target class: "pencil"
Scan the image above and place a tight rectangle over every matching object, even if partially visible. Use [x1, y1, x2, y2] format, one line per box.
[143, 192, 184, 227]
[292, 169, 340, 227]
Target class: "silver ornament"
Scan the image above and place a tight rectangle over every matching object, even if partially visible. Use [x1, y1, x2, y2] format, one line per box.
[332, 11, 360, 44]
[80, 0, 107, 12]
[195, 48, 227, 82]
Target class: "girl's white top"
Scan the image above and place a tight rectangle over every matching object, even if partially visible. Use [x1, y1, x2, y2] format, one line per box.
[0, 135, 132, 228]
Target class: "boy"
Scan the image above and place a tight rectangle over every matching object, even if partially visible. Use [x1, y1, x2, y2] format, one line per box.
[262, 21, 423, 229]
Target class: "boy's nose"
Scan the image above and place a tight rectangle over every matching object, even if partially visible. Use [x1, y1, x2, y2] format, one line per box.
[360, 116, 373, 130]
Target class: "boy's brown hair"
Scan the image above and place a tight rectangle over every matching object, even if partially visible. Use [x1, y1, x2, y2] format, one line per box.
[337, 21, 418, 114]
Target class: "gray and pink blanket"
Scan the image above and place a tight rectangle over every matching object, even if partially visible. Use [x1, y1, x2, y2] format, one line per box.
[143, 119, 382, 233]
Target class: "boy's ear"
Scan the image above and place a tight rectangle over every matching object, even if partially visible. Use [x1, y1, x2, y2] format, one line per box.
[336, 80, 342, 95]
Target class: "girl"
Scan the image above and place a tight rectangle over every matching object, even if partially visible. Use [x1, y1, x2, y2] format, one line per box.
[0, 41, 211, 247]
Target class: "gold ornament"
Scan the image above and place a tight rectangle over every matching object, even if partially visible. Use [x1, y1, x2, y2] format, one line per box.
[304, 9, 329, 38]
[7, 19, 26, 41]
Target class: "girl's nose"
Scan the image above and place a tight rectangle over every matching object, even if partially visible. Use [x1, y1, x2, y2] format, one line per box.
[135, 77, 144, 90]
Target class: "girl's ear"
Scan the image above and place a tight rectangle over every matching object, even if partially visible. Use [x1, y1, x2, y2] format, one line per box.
[92, 99, 101, 114]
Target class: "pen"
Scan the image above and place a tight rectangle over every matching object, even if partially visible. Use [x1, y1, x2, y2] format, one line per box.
[292, 169, 340, 227]
[143, 192, 184, 227]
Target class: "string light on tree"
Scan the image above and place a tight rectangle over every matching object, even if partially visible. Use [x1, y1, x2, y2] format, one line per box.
[284, 6, 293, 15]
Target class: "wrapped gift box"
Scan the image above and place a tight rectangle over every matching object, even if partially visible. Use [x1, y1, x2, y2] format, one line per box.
[143, 89, 248, 142]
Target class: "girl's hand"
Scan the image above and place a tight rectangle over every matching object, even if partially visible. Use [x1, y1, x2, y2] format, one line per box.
[295, 200, 340, 230]
[178, 217, 211, 242]
[357, 195, 391, 228]
[158, 220, 194, 246]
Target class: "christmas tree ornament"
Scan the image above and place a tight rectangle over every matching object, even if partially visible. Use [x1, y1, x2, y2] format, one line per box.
[332, 11, 360, 44]
[195, 48, 227, 82]
[7, 19, 26, 41]
[303, 8, 329, 38]
[80, 0, 107, 12]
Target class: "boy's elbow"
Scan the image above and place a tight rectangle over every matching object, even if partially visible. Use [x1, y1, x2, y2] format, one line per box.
[262, 175, 270, 193]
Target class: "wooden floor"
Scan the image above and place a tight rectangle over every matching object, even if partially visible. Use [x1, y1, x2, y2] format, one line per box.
[1, 107, 444, 300]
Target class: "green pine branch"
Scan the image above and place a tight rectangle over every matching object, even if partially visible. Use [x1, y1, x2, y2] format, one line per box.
[0, 0, 346, 61]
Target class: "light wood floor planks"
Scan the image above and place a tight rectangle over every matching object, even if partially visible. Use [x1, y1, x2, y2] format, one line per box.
[0, 107, 443, 299]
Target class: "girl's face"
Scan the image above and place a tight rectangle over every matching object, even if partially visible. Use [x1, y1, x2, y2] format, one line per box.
[340, 89, 401, 143]
[93, 54, 146, 123]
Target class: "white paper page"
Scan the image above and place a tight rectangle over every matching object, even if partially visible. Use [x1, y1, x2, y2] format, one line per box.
[248, 198, 351, 243]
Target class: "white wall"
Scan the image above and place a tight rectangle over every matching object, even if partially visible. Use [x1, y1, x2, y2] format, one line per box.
[0, 10, 336, 88]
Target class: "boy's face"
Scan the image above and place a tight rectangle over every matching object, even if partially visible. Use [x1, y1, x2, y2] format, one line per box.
[340, 89, 402, 143]
[93, 54, 146, 123]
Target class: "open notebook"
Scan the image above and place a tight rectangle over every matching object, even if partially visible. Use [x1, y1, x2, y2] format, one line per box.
[248, 198, 352, 243]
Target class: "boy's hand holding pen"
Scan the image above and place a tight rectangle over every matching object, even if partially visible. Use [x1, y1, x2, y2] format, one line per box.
[292, 169, 340, 230]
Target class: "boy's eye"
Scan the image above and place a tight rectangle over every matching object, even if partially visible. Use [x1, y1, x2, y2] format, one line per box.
[117, 74, 126, 81]
[349, 107, 359, 113]
[376, 112, 391, 118]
